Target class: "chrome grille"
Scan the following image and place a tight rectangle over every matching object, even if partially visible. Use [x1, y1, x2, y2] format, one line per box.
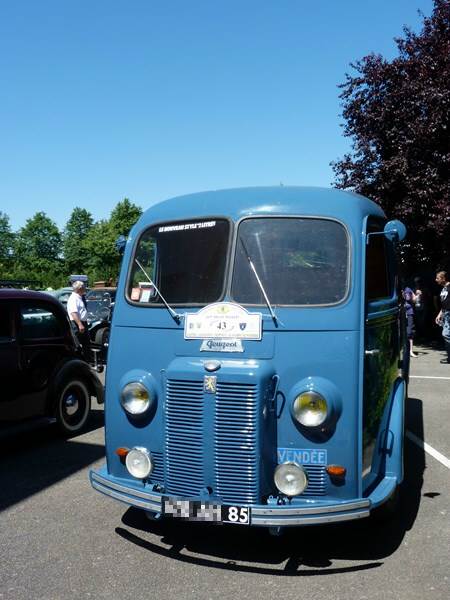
[303, 465, 327, 496]
[215, 382, 259, 504]
[165, 379, 204, 496]
[149, 451, 164, 485]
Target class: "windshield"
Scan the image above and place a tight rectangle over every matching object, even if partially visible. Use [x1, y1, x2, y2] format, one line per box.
[232, 218, 349, 305]
[128, 219, 230, 305]
[86, 290, 115, 320]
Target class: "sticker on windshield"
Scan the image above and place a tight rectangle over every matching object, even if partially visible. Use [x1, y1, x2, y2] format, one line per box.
[185, 303, 262, 340]
[158, 221, 216, 233]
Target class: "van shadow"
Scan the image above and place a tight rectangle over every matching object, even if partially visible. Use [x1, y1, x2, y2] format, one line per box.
[0, 407, 105, 512]
[115, 397, 425, 576]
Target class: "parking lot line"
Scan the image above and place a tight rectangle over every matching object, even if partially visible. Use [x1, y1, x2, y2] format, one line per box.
[405, 430, 450, 470]
[409, 375, 450, 380]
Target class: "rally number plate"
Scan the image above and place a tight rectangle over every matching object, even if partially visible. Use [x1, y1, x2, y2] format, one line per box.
[162, 498, 250, 525]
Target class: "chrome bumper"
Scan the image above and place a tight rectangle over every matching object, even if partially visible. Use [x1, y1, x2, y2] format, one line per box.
[90, 469, 371, 526]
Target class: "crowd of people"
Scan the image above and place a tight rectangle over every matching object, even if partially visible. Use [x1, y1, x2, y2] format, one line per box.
[403, 270, 450, 365]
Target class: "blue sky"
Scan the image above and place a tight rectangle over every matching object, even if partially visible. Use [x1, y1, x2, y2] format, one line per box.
[0, 0, 434, 232]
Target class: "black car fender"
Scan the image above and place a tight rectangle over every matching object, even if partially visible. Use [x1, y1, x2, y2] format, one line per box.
[47, 358, 104, 412]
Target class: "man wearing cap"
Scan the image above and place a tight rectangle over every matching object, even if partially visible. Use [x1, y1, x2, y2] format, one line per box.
[67, 280, 89, 355]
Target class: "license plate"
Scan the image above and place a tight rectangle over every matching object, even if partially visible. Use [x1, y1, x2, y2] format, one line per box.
[162, 498, 250, 525]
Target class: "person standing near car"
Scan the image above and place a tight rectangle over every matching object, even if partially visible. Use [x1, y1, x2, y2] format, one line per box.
[67, 280, 90, 356]
[435, 270, 450, 364]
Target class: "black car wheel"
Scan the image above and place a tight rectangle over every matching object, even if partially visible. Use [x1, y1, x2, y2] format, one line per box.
[55, 378, 91, 435]
[95, 327, 110, 347]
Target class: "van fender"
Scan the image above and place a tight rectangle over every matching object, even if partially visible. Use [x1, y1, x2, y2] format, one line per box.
[384, 377, 406, 484]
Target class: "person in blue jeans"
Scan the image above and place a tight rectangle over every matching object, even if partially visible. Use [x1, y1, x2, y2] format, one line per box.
[435, 270, 450, 364]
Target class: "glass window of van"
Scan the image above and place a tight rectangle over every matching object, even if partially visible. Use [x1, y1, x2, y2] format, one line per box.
[128, 219, 230, 305]
[366, 220, 392, 300]
[232, 218, 349, 305]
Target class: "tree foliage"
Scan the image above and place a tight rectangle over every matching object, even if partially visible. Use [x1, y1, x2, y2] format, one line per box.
[0, 198, 143, 289]
[0, 212, 15, 276]
[14, 212, 63, 287]
[332, 0, 450, 271]
[63, 208, 94, 275]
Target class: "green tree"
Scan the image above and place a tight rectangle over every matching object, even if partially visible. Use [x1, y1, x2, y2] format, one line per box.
[63, 207, 94, 274]
[83, 220, 118, 283]
[14, 212, 63, 287]
[332, 0, 450, 271]
[82, 198, 142, 284]
[0, 212, 15, 278]
[109, 198, 142, 237]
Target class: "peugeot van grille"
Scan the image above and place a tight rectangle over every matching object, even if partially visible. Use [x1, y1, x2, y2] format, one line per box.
[149, 451, 164, 485]
[303, 465, 327, 496]
[165, 380, 204, 496]
[165, 378, 261, 504]
[215, 382, 259, 504]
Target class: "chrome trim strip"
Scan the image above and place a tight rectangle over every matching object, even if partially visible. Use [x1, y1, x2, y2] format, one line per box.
[91, 471, 371, 524]
[91, 472, 161, 504]
[252, 499, 370, 516]
[252, 510, 370, 526]
[91, 481, 161, 512]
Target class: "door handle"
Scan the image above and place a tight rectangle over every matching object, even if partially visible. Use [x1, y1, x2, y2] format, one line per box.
[365, 349, 380, 356]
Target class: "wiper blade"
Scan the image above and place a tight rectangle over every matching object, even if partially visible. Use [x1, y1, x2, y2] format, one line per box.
[134, 259, 183, 324]
[239, 238, 279, 326]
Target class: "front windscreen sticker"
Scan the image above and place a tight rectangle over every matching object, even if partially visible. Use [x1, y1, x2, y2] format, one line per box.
[185, 302, 262, 340]
[277, 448, 328, 466]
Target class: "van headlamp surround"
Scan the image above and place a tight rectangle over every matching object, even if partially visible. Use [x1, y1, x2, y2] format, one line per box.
[290, 377, 342, 429]
[125, 447, 153, 479]
[121, 382, 151, 415]
[119, 370, 158, 418]
[274, 462, 308, 496]
[293, 391, 328, 427]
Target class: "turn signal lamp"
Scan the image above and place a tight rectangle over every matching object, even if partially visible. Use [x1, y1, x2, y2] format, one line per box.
[115, 447, 130, 458]
[326, 465, 346, 477]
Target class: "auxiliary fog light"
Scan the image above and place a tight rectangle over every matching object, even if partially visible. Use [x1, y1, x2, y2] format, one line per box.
[125, 447, 153, 479]
[293, 391, 328, 427]
[121, 382, 151, 415]
[274, 462, 308, 497]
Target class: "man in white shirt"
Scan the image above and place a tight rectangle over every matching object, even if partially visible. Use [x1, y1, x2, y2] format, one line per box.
[67, 280, 89, 354]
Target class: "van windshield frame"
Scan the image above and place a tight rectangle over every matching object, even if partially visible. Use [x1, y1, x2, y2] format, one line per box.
[231, 216, 350, 307]
[126, 218, 231, 307]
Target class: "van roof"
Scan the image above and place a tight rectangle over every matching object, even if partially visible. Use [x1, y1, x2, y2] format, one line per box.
[136, 186, 385, 230]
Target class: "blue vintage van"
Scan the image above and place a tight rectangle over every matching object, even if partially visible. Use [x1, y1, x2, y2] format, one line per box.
[90, 187, 408, 528]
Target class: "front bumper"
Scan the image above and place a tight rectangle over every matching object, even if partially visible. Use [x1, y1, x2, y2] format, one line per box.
[90, 467, 371, 526]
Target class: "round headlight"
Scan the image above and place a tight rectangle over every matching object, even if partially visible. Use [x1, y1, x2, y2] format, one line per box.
[293, 391, 328, 427]
[125, 447, 153, 479]
[121, 382, 151, 415]
[274, 462, 308, 496]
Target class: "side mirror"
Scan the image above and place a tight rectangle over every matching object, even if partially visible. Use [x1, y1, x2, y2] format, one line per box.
[384, 220, 407, 242]
[115, 235, 127, 255]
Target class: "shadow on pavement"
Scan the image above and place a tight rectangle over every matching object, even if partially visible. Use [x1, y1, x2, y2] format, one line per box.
[0, 407, 104, 512]
[115, 397, 425, 576]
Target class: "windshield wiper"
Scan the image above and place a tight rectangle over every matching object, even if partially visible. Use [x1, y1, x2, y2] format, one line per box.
[239, 238, 279, 327]
[134, 259, 183, 324]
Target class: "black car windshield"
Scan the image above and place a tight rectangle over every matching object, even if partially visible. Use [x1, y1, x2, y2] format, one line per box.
[86, 290, 115, 320]
[231, 218, 349, 305]
[128, 219, 229, 305]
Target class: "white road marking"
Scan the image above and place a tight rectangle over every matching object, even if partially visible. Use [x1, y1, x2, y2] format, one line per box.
[410, 375, 450, 380]
[406, 430, 450, 470]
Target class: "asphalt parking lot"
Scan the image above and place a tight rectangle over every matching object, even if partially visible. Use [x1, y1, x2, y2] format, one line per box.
[0, 345, 449, 600]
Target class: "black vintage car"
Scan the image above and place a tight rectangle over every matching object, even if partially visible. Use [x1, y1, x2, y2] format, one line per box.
[86, 287, 116, 348]
[0, 289, 104, 435]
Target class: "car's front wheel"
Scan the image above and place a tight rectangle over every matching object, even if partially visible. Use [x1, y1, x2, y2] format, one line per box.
[55, 378, 91, 435]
